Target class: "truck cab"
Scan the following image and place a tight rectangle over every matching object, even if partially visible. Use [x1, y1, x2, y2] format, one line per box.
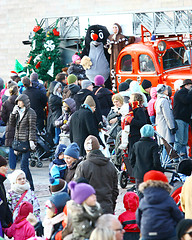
[116, 25, 192, 91]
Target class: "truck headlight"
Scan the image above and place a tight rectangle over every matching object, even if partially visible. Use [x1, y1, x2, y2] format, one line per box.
[157, 41, 166, 52]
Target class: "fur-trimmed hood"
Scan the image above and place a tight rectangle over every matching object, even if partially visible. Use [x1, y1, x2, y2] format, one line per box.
[139, 180, 172, 193]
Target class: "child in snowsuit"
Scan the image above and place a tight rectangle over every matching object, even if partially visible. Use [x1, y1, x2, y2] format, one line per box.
[118, 192, 140, 240]
[136, 170, 183, 240]
[3, 201, 35, 240]
[147, 87, 157, 125]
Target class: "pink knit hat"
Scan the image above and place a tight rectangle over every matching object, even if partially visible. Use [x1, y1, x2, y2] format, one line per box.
[94, 75, 105, 86]
[72, 54, 81, 63]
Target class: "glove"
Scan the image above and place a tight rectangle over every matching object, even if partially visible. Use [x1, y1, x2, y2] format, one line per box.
[34, 221, 44, 237]
[12, 105, 19, 114]
[27, 212, 38, 226]
[30, 140, 36, 151]
[170, 128, 177, 135]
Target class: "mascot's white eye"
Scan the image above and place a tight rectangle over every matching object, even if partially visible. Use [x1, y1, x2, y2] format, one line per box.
[99, 32, 104, 39]
[90, 32, 95, 39]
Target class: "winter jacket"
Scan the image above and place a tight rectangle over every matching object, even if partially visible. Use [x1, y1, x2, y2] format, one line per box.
[67, 200, 102, 240]
[130, 107, 147, 138]
[67, 63, 86, 80]
[73, 88, 102, 125]
[74, 149, 119, 213]
[118, 192, 140, 232]
[173, 87, 192, 123]
[155, 94, 175, 144]
[3, 218, 35, 240]
[7, 189, 40, 221]
[93, 86, 113, 117]
[64, 158, 82, 183]
[107, 106, 122, 138]
[49, 158, 67, 183]
[31, 80, 46, 95]
[136, 181, 183, 239]
[147, 87, 157, 117]
[181, 175, 192, 218]
[1, 95, 17, 146]
[9, 94, 37, 143]
[130, 137, 164, 180]
[70, 105, 104, 156]
[0, 174, 12, 228]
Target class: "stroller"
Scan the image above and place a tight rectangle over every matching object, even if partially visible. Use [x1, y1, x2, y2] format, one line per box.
[30, 128, 55, 168]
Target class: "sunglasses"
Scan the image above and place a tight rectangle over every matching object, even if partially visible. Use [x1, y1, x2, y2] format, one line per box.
[185, 231, 192, 237]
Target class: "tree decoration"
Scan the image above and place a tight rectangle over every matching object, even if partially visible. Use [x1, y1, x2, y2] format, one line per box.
[53, 28, 60, 36]
[35, 61, 42, 69]
[44, 40, 55, 51]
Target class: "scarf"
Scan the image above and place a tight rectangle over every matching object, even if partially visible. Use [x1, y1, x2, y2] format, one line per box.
[82, 202, 102, 218]
[11, 182, 30, 194]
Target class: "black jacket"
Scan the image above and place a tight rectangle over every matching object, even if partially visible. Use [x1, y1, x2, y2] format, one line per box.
[0, 174, 13, 227]
[67, 63, 86, 80]
[130, 107, 147, 137]
[93, 86, 113, 117]
[173, 87, 192, 123]
[70, 105, 104, 156]
[130, 137, 164, 179]
[74, 149, 119, 214]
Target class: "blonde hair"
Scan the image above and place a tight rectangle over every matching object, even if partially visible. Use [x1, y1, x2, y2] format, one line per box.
[112, 93, 124, 105]
[90, 227, 116, 240]
[130, 92, 144, 105]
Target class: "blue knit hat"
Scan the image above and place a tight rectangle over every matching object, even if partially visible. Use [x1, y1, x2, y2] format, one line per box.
[55, 144, 67, 158]
[64, 142, 80, 159]
[50, 192, 70, 213]
[140, 124, 154, 137]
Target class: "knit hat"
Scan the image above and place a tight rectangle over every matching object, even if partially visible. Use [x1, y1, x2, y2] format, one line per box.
[144, 170, 168, 183]
[94, 75, 105, 86]
[0, 156, 7, 167]
[7, 79, 17, 89]
[30, 72, 38, 82]
[55, 144, 67, 158]
[177, 159, 192, 176]
[119, 82, 129, 92]
[7, 170, 25, 185]
[50, 192, 70, 214]
[156, 84, 168, 94]
[68, 181, 95, 204]
[15, 201, 33, 223]
[72, 54, 81, 63]
[84, 95, 96, 107]
[84, 135, 100, 151]
[140, 124, 154, 137]
[81, 80, 92, 89]
[64, 142, 80, 159]
[141, 79, 152, 89]
[67, 74, 77, 85]
[176, 219, 192, 240]
[50, 179, 68, 195]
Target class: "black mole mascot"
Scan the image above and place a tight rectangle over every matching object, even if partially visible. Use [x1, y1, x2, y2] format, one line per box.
[81, 25, 112, 89]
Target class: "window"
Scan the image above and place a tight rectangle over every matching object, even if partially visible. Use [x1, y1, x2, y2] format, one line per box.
[139, 54, 155, 72]
[120, 55, 132, 71]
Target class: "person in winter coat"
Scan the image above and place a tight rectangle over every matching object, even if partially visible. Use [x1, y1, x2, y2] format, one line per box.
[147, 87, 157, 125]
[140, 79, 152, 102]
[74, 135, 119, 213]
[7, 170, 40, 221]
[130, 124, 164, 197]
[64, 142, 81, 183]
[118, 192, 140, 240]
[47, 82, 63, 144]
[70, 95, 104, 156]
[93, 75, 113, 117]
[49, 144, 67, 186]
[9, 94, 37, 191]
[3, 201, 35, 240]
[0, 157, 12, 233]
[67, 181, 102, 240]
[43, 192, 70, 240]
[63, 74, 80, 101]
[22, 76, 47, 131]
[30, 72, 46, 95]
[136, 170, 183, 240]
[0, 85, 18, 170]
[48, 72, 67, 96]
[55, 98, 76, 146]
[67, 54, 86, 81]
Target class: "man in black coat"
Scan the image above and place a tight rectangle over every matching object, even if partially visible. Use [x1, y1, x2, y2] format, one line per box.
[173, 79, 192, 158]
[0, 156, 13, 229]
[22, 76, 47, 131]
[70, 95, 104, 156]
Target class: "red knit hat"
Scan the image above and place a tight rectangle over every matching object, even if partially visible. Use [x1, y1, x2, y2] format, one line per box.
[144, 170, 168, 183]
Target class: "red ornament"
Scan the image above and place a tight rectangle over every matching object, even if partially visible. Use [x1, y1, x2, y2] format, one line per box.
[48, 56, 51, 59]
[33, 25, 41, 33]
[27, 56, 32, 64]
[35, 61, 42, 69]
[53, 28, 60, 36]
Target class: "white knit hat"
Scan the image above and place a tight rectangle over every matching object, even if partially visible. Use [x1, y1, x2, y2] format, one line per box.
[7, 170, 26, 185]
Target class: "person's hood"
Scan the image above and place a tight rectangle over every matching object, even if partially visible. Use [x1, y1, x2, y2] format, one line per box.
[15, 201, 33, 223]
[76, 89, 91, 102]
[15, 94, 30, 109]
[69, 84, 80, 95]
[53, 82, 62, 96]
[113, 23, 122, 34]
[150, 87, 157, 99]
[129, 81, 141, 94]
[63, 98, 76, 113]
[15, 219, 29, 228]
[123, 192, 139, 212]
[119, 90, 131, 98]
[55, 144, 67, 159]
[86, 149, 109, 166]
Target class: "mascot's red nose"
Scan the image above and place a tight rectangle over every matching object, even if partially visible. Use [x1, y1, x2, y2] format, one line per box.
[92, 33, 98, 41]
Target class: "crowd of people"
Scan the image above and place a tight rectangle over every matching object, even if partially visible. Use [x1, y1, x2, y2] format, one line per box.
[0, 52, 192, 240]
